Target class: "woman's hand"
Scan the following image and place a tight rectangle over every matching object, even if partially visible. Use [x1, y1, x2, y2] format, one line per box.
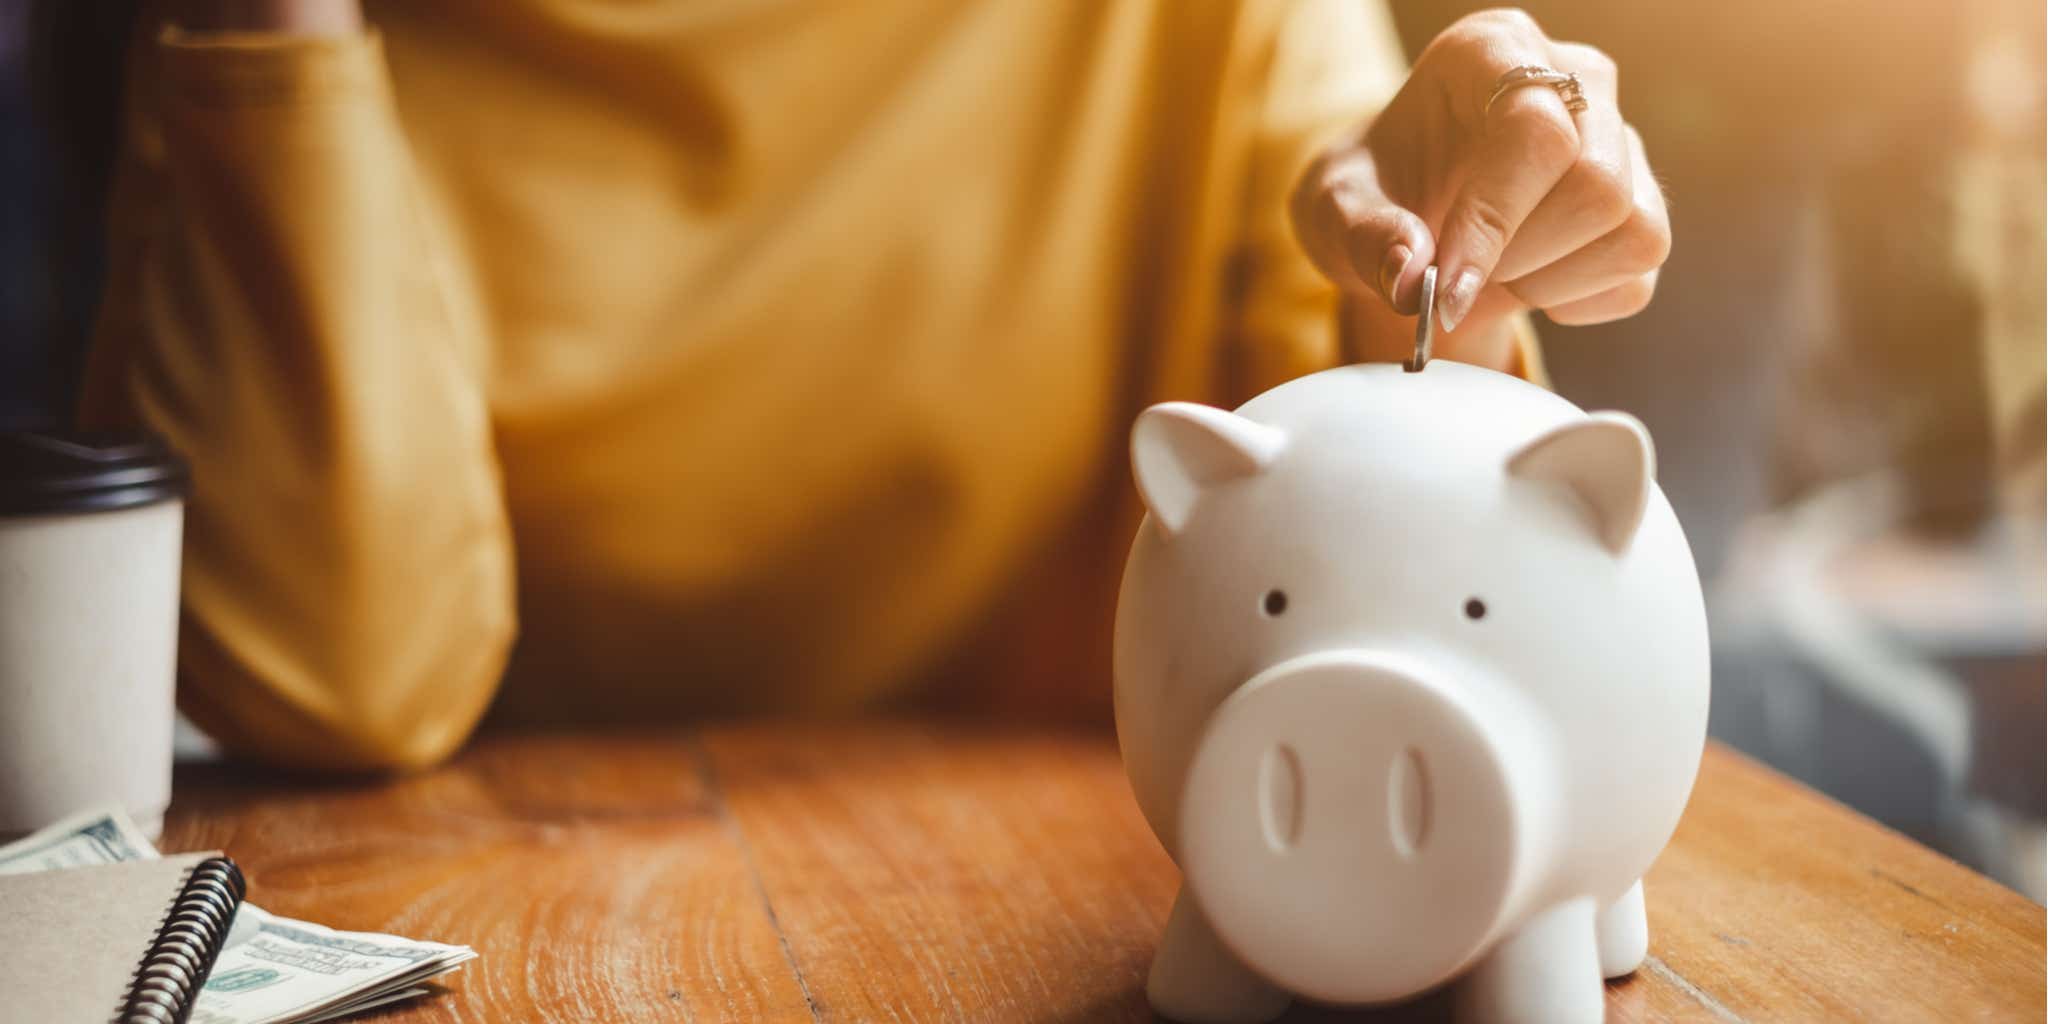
[1291, 9, 1670, 360]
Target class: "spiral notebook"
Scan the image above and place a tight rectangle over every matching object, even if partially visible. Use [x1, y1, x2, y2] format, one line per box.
[0, 850, 246, 1024]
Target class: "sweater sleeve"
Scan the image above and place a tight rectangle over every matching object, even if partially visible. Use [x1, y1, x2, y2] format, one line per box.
[79, 27, 514, 772]
[1226, 0, 1544, 397]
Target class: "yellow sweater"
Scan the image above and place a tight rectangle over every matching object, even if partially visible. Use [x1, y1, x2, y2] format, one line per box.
[83, 0, 1499, 771]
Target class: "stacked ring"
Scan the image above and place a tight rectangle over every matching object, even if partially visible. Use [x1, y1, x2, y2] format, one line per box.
[1485, 65, 1589, 117]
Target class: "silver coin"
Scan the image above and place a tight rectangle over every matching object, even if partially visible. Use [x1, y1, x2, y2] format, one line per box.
[1409, 264, 1437, 372]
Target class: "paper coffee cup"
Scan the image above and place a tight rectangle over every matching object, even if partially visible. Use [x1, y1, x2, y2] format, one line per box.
[0, 432, 187, 841]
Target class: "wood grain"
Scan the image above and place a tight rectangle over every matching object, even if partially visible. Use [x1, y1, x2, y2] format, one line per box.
[699, 723, 1177, 1022]
[160, 726, 2043, 1023]
[166, 733, 813, 1022]
[1633, 748, 2045, 1023]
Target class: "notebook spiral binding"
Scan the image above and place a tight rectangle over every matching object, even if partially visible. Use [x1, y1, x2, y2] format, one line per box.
[118, 855, 247, 1024]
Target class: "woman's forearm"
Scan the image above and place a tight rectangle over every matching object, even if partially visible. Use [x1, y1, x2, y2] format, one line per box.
[82, 27, 513, 773]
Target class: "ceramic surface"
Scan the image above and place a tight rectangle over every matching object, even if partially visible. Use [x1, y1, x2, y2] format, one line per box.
[1114, 362, 1710, 1024]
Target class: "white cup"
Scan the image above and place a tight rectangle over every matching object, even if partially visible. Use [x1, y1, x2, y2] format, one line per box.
[0, 433, 186, 842]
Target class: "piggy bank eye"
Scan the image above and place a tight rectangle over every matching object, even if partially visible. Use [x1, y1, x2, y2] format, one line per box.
[1464, 597, 1487, 621]
[1262, 590, 1288, 617]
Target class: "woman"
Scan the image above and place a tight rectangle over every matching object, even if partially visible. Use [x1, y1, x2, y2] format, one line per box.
[51, 0, 1668, 771]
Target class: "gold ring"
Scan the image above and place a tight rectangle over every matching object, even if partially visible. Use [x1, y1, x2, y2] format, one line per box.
[1485, 64, 1589, 117]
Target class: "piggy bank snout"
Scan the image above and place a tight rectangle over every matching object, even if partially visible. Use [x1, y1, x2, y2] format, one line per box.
[1176, 651, 1536, 1006]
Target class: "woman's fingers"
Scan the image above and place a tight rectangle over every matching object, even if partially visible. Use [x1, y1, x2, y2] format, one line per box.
[1504, 125, 1670, 314]
[1289, 146, 1436, 312]
[1294, 9, 1669, 336]
[1429, 15, 1582, 331]
[1543, 270, 1660, 325]
[1490, 43, 1632, 283]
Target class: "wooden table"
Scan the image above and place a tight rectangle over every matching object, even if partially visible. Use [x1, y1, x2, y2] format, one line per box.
[163, 722, 2045, 1022]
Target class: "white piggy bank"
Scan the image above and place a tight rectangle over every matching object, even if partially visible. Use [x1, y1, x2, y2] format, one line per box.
[1114, 361, 1709, 1024]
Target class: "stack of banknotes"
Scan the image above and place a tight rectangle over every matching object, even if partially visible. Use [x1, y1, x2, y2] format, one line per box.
[0, 807, 476, 1024]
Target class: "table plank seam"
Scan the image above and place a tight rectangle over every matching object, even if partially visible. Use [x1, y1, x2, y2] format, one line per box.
[1642, 955, 1748, 1024]
[689, 731, 825, 1023]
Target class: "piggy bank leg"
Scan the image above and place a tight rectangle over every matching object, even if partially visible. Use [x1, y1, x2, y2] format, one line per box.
[1452, 899, 1603, 1024]
[1147, 888, 1290, 1024]
[1595, 879, 1649, 978]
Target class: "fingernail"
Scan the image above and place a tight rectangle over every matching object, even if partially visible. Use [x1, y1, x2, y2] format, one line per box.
[1439, 267, 1483, 331]
[1378, 245, 1413, 305]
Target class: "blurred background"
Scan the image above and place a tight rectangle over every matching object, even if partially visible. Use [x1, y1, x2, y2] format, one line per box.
[1394, 0, 2047, 899]
[1, 2, 2041, 896]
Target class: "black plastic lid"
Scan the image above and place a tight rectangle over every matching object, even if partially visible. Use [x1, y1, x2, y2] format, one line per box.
[0, 432, 188, 516]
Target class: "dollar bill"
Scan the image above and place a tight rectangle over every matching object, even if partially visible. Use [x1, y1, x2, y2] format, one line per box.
[189, 905, 476, 1024]
[0, 805, 159, 873]
[0, 807, 477, 1024]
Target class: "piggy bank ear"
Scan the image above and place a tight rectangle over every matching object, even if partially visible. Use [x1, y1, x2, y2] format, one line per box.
[1131, 403, 1286, 534]
[1507, 411, 1656, 556]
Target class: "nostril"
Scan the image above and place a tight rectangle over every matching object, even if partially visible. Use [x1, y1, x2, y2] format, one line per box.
[1388, 747, 1432, 860]
[1258, 744, 1304, 853]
